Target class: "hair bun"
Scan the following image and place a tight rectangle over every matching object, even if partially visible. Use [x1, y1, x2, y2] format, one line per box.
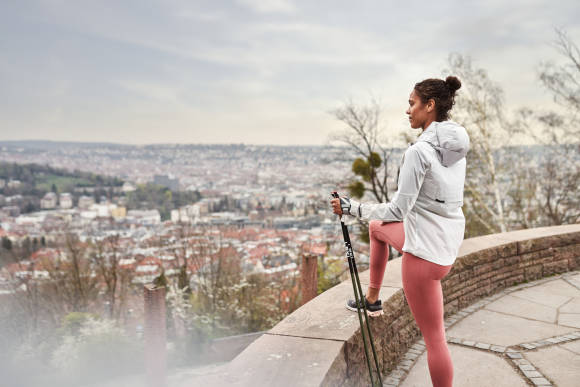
[445, 76, 461, 92]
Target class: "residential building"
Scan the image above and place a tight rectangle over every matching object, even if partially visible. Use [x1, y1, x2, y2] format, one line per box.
[59, 193, 73, 209]
[40, 192, 57, 209]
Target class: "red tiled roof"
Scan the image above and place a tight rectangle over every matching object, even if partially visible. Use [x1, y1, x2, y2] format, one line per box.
[138, 256, 162, 266]
[249, 246, 269, 260]
[30, 248, 60, 261]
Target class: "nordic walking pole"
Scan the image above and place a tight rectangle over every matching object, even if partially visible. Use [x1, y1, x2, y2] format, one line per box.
[331, 192, 382, 386]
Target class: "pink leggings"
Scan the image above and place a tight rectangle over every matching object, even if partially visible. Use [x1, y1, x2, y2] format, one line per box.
[369, 220, 453, 387]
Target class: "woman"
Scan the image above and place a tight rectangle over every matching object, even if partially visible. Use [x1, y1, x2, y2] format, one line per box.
[330, 76, 469, 387]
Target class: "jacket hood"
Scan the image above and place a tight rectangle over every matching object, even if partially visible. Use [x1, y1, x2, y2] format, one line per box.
[417, 121, 470, 167]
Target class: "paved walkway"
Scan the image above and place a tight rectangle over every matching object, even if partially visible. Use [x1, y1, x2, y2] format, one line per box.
[388, 271, 580, 387]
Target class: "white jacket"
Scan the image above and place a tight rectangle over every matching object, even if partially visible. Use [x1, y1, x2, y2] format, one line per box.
[348, 120, 470, 266]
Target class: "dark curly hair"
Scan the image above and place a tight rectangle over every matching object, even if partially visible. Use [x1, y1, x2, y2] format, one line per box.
[414, 76, 462, 121]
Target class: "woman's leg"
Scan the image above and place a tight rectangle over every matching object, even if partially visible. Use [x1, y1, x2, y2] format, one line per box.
[367, 220, 405, 301]
[402, 252, 453, 387]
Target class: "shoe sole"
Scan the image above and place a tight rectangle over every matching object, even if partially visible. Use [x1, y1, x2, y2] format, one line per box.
[345, 304, 384, 317]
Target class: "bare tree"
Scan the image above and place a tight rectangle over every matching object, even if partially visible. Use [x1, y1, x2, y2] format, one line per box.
[329, 98, 407, 253]
[329, 98, 402, 203]
[168, 221, 198, 293]
[502, 144, 541, 229]
[511, 108, 580, 226]
[448, 37, 580, 233]
[445, 53, 513, 234]
[539, 28, 580, 141]
[3, 262, 45, 340]
[1, 231, 100, 346]
[517, 28, 580, 225]
[539, 147, 580, 224]
[92, 234, 131, 320]
[62, 232, 99, 312]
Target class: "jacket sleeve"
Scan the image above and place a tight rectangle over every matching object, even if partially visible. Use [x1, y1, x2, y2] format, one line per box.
[349, 145, 430, 222]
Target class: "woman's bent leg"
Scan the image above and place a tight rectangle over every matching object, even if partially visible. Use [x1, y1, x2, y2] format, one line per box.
[402, 252, 453, 387]
[368, 221, 405, 290]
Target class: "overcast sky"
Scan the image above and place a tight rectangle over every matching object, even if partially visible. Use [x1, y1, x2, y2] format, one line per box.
[0, 0, 579, 145]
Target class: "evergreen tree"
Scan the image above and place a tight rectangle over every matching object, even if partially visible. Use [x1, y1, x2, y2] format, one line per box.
[1, 236, 12, 251]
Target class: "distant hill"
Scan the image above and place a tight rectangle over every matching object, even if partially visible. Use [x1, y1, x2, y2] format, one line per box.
[0, 140, 132, 150]
[0, 161, 124, 214]
[0, 161, 123, 189]
[0, 161, 201, 220]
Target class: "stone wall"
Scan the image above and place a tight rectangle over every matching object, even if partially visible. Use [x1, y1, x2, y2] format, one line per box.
[441, 226, 579, 317]
[202, 224, 580, 387]
[326, 224, 580, 386]
[324, 225, 580, 385]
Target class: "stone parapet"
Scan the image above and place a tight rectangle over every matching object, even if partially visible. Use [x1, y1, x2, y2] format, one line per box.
[201, 224, 580, 387]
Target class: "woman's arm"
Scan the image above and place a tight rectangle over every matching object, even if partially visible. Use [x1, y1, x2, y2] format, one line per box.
[347, 145, 430, 222]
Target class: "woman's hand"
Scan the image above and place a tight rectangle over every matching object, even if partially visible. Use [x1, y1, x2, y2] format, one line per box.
[330, 198, 343, 216]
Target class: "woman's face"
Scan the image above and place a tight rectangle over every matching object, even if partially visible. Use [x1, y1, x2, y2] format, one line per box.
[406, 89, 434, 129]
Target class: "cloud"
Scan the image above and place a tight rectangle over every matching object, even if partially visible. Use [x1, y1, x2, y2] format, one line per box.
[235, 0, 296, 14]
[116, 80, 181, 103]
[1, 1, 579, 145]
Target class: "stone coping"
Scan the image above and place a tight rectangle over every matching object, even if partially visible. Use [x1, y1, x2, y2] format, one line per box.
[199, 223, 580, 387]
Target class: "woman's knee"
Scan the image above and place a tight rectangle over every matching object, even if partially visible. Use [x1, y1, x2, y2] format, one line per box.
[368, 220, 382, 239]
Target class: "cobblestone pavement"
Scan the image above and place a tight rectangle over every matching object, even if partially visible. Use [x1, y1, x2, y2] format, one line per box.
[385, 271, 580, 387]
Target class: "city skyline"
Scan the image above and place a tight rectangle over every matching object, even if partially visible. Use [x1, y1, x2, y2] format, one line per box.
[1, 1, 579, 145]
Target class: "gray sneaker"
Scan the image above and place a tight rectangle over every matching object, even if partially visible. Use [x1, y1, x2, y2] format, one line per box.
[346, 297, 383, 317]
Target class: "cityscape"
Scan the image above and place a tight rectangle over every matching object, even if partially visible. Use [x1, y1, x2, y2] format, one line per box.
[1, 1, 579, 385]
[0, 141, 390, 347]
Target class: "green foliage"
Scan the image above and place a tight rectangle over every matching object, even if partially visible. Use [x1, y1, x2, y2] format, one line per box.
[60, 312, 98, 336]
[348, 181, 365, 199]
[351, 153, 383, 182]
[317, 258, 344, 294]
[352, 158, 371, 179]
[126, 184, 201, 221]
[153, 270, 169, 288]
[368, 151, 381, 168]
[348, 151, 384, 243]
[0, 161, 123, 214]
[1, 236, 12, 251]
[0, 237, 14, 266]
[350, 152, 383, 200]
[39, 176, 91, 194]
[0, 162, 122, 190]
